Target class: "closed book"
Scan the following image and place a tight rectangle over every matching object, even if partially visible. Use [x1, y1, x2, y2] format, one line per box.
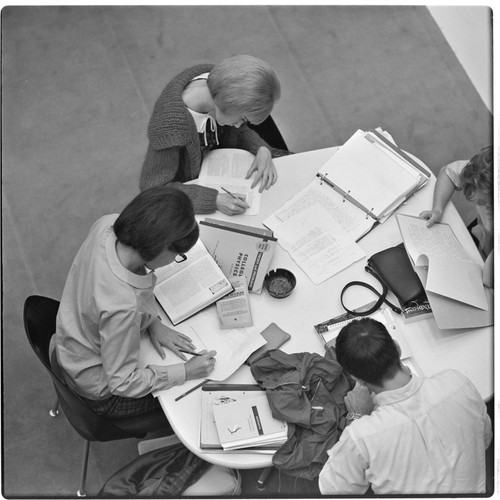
[212, 392, 287, 451]
[200, 384, 278, 453]
[199, 218, 277, 294]
[216, 275, 253, 329]
[401, 298, 433, 323]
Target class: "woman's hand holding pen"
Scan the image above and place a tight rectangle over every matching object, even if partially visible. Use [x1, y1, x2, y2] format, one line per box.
[216, 191, 249, 215]
[185, 350, 217, 380]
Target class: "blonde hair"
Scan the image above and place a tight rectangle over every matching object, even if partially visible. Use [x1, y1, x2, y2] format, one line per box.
[207, 55, 281, 125]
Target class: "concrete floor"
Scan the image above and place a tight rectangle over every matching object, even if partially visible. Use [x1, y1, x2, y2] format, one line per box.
[2, 5, 493, 498]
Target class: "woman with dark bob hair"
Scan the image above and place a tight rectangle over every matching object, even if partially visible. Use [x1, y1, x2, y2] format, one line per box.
[140, 55, 289, 216]
[51, 186, 216, 418]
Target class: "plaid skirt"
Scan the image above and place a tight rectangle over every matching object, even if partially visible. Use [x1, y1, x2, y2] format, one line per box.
[82, 392, 161, 418]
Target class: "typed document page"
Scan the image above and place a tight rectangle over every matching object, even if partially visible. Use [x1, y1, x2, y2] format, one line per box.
[198, 148, 261, 215]
[264, 179, 367, 284]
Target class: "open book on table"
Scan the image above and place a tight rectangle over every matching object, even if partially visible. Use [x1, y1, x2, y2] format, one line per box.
[396, 213, 493, 329]
[197, 148, 261, 215]
[154, 240, 233, 325]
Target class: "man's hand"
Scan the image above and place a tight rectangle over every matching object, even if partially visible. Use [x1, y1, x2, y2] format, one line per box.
[149, 320, 196, 361]
[345, 383, 374, 416]
[246, 146, 277, 192]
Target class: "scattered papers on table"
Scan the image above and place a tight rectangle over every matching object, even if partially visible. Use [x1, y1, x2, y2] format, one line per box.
[139, 308, 266, 397]
[264, 194, 366, 284]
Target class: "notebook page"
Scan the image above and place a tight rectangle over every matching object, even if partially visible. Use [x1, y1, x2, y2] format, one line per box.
[318, 130, 421, 218]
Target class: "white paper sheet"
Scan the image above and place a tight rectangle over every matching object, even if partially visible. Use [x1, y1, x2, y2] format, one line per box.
[397, 214, 488, 310]
[198, 148, 261, 215]
[139, 309, 266, 397]
[264, 181, 367, 283]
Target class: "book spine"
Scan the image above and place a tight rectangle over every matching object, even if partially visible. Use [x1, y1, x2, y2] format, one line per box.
[316, 173, 377, 221]
[200, 220, 277, 241]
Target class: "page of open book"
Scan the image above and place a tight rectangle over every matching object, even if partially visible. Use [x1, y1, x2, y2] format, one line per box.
[139, 309, 266, 397]
[318, 130, 422, 218]
[154, 240, 232, 324]
[264, 178, 368, 284]
[397, 214, 487, 310]
[198, 148, 261, 215]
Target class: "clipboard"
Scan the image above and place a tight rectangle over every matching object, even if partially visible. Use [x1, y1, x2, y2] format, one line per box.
[245, 323, 291, 365]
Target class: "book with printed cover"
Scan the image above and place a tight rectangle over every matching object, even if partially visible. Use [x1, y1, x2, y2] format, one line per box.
[200, 384, 279, 453]
[212, 391, 287, 451]
[400, 297, 433, 323]
[154, 239, 233, 325]
[216, 275, 253, 329]
[199, 218, 277, 294]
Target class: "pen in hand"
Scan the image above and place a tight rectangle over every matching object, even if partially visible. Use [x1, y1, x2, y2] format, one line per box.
[179, 349, 202, 357]
[220, 186, 240, 199]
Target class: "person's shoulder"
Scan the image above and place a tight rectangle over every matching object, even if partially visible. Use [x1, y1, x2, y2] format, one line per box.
[444, 159, 468, 175]
[427, 369, 473, 391]
[163, 64, 215, 94]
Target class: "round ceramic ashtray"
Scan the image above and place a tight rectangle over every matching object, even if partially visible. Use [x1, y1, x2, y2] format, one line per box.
[264, 268, 296, 299]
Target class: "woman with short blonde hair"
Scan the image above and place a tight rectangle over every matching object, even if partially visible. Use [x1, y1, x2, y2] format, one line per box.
[140, 55, 289, 216]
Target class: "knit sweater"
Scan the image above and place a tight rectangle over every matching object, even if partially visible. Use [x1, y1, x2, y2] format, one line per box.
[140, 64, 271, 213]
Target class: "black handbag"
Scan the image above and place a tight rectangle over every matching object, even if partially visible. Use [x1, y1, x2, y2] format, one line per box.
[341, 243, 426, 316]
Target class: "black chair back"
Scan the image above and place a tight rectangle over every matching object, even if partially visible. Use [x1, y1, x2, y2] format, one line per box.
[23, 295, 166, 442]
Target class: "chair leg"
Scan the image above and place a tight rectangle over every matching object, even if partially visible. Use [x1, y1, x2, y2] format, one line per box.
[77, 440, 90, 497]
[49, 398, 59, 417]
[257, 466, 274, 490]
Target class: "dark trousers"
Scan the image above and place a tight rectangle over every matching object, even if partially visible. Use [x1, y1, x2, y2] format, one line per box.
[249, 115, 289, 151]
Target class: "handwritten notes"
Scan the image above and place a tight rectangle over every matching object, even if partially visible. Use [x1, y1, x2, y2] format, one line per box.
[397, 214, 487, 310]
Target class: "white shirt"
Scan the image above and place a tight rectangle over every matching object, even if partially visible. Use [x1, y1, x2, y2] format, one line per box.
[319, 370, 492, 495]
[186, 72, 219, 146]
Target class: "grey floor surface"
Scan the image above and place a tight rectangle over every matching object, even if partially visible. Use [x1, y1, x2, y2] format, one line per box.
[2, 5, 493, 498]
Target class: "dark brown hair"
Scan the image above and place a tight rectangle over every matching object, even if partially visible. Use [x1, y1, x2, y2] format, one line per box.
[113, 186, 198, 261]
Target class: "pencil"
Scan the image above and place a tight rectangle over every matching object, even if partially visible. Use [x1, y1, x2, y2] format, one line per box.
[220, 186, 238, 199]
[174, 379, 208, 402]
[179, 349, 202, 357]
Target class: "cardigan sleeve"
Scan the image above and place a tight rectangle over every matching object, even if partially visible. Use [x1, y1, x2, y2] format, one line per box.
[221, 125, 270, 155]
[139, 144, 218, 214]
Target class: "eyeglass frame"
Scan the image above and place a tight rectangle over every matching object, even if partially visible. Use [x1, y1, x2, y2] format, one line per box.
[174, 253, 188, 264]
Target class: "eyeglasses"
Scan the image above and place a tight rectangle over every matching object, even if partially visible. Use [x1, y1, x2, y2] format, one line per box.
[174, 253, 187, 264]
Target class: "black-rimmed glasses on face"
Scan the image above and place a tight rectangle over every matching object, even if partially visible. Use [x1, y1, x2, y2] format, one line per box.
[174, 253, 187, 264]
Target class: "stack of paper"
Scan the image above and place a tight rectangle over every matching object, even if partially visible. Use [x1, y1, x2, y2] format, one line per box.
[396, 213, 493, 329]
[212, 391, 287, 451]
